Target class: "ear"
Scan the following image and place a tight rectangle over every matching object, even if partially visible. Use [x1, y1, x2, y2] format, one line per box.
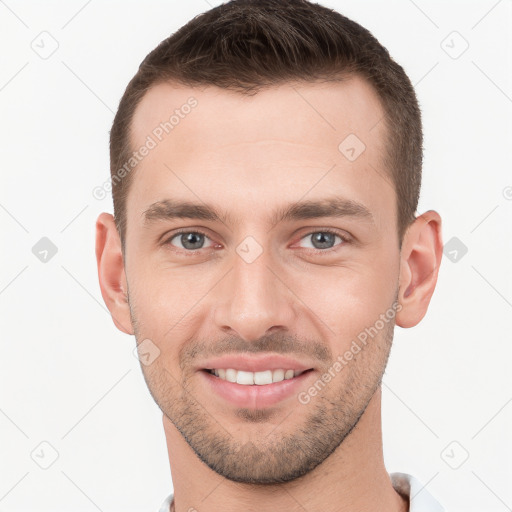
[95, 212, 134, 335]
[396, 210, 443, 328]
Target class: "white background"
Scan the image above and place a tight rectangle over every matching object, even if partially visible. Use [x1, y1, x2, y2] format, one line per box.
[0, 1, 511, 511]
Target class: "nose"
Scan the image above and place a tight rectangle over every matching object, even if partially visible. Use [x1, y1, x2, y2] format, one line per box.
[213, 246, 296, 342]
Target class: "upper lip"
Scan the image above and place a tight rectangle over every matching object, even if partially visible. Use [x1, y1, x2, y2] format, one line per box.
[197, 354, 315, 373]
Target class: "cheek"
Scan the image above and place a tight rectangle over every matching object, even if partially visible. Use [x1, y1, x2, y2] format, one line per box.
[293, 252, 399, 348]
[127, 262, 215, 349]
[130, 256, 204, 313]
[132, 272, 174, 321]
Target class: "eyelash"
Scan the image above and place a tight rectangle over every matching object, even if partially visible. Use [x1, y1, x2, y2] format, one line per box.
[162, 228, 350, 255]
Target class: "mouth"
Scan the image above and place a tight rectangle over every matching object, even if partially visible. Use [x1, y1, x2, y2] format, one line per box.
[202, 368, 314, 385]
[200, 367, 316, 409]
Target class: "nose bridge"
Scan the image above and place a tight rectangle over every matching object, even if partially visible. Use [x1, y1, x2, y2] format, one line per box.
[214, 240, 294, 340]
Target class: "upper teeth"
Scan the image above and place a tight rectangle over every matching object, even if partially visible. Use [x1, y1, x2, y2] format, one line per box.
[210, 369, 304, 385]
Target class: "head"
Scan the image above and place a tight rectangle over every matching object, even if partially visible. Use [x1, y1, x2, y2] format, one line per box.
[96, 0, 442, 485]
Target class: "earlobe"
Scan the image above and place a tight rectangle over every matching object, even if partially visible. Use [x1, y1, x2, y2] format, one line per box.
[396, 210, 443, 328]
[95, 212, 134, 335]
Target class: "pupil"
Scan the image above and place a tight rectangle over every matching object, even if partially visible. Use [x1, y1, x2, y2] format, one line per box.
[182, 232, 204, 250]
[312, 232, 335, 249]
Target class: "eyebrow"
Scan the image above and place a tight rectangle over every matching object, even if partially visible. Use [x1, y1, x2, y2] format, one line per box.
[141, 196, 375, 228]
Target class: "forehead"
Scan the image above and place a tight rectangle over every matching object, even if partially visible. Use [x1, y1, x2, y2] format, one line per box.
[131, 76, 386, 153]
[126, 76, 393, 233]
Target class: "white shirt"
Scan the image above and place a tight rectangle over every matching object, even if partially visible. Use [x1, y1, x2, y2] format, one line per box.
[157, 472, 444, 511]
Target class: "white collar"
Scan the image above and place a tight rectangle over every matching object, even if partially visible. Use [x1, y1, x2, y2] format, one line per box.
[390, 472, 445, 512]
[158, 472, 445, 511]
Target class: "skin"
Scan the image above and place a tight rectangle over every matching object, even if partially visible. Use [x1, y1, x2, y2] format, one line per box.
[96, 76, 443, 512]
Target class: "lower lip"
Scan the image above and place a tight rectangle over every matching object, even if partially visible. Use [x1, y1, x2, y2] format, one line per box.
[200, 369, 315, 409]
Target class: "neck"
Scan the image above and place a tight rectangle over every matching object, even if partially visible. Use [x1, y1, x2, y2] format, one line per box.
[163, 387, 408, 512]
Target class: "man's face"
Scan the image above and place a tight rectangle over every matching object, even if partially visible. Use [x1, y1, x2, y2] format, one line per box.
[124, 77, 401, 483]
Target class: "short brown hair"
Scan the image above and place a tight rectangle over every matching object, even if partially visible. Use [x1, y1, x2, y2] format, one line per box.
[109, 0, 422, 250]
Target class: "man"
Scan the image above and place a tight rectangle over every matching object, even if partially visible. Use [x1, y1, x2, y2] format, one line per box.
[95, 0, 444, 510]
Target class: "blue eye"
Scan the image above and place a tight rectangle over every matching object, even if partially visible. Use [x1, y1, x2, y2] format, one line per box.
[298, 231, 346, 250]
[163, 229, 348, 254]
[167, 231, 214, 251]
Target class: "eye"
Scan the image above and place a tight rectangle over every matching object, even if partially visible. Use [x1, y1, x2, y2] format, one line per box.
[298, 230, 347, 251]
[166, 230, 215, 251]
[162, 229, 348, 253]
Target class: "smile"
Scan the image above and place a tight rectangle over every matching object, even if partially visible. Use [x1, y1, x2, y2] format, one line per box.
[205, 368, 309, 385]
